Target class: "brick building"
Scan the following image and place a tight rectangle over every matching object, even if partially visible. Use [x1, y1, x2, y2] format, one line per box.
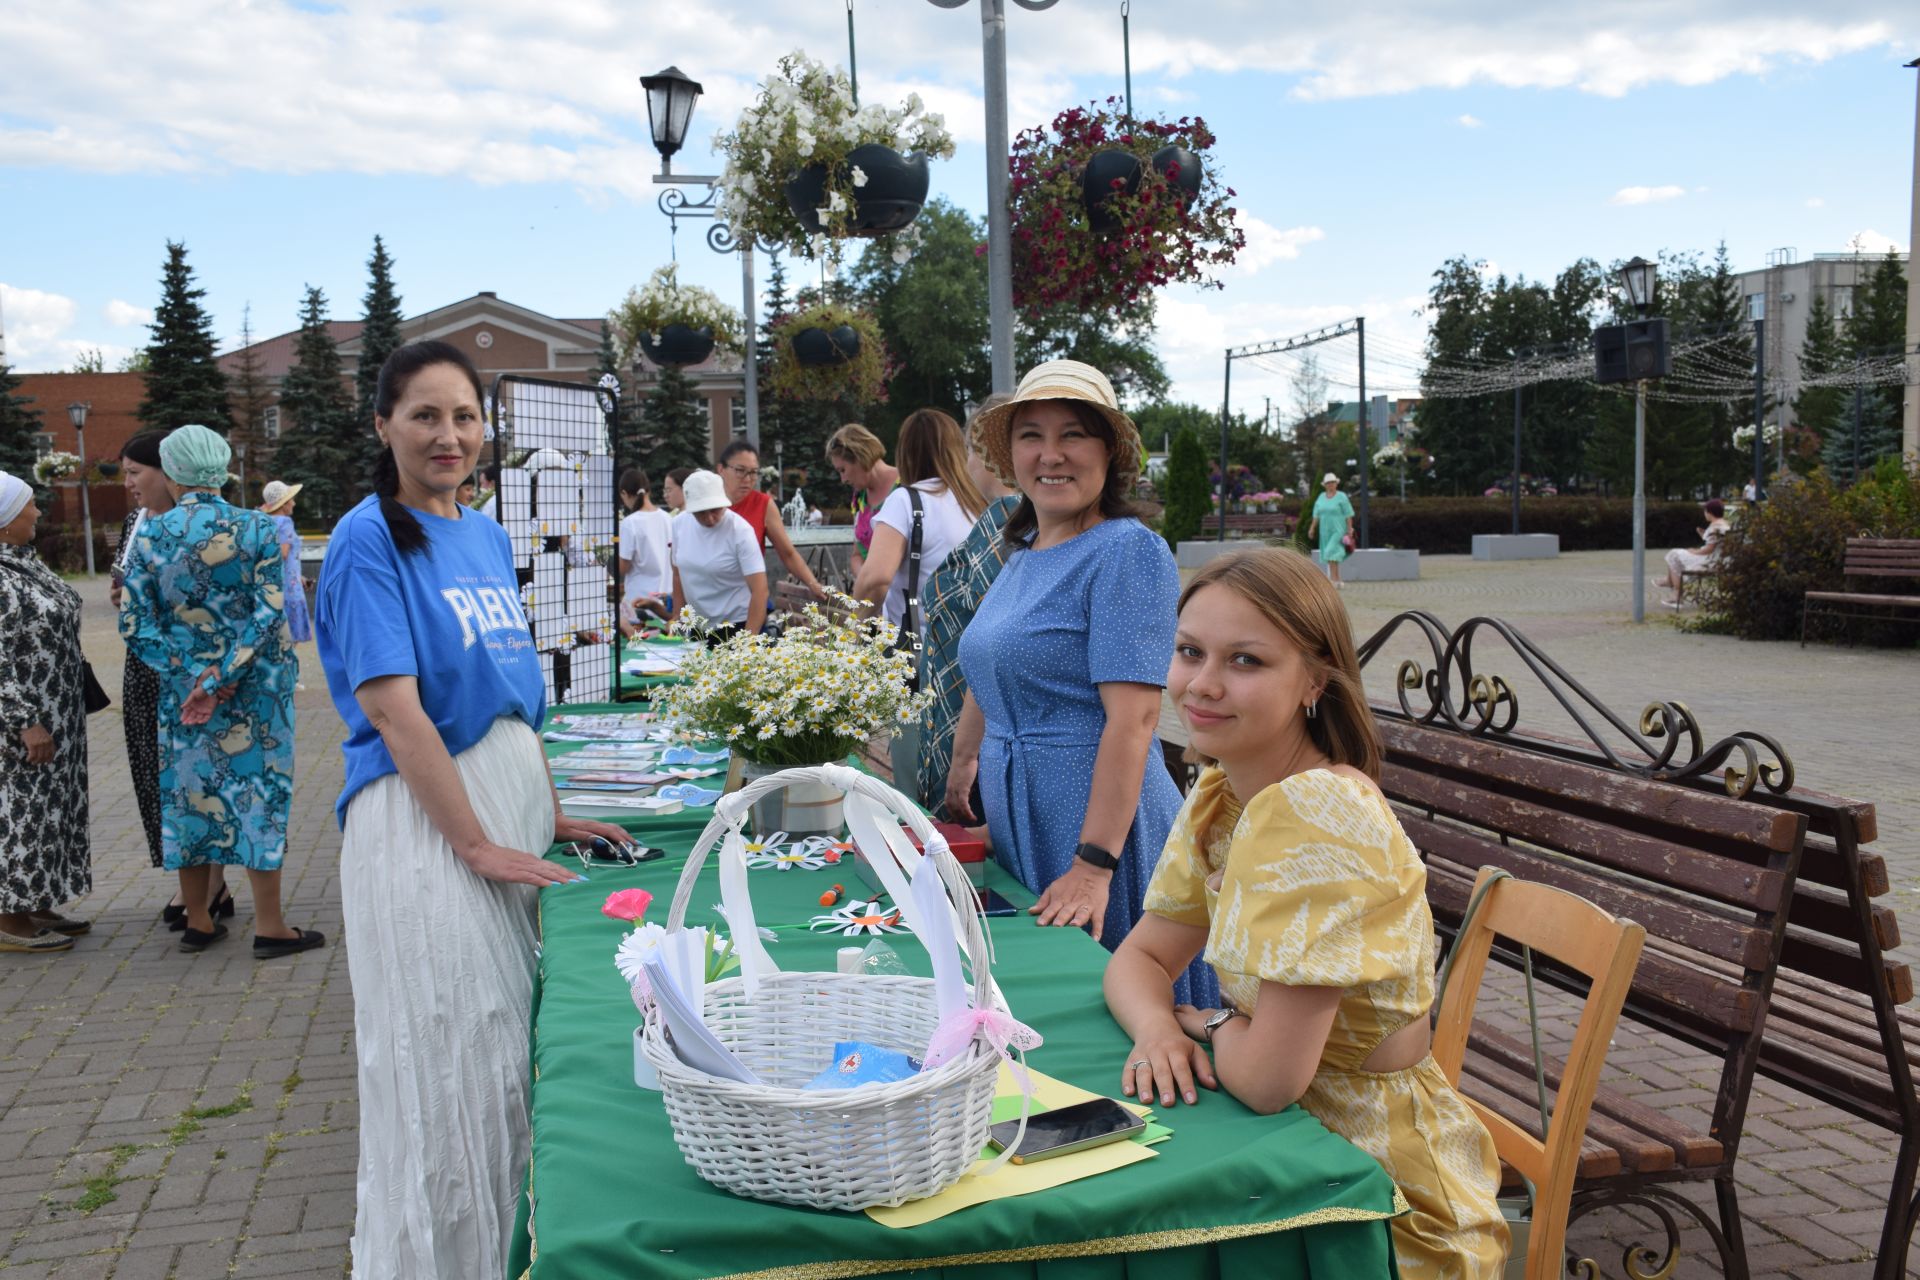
[9, 370, 148, 527]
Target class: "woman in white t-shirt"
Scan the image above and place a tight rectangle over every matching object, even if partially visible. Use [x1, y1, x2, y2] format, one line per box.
[852, 409, 988, 635]
[670, 470, 767, 642]
[617, 467, 673, 636]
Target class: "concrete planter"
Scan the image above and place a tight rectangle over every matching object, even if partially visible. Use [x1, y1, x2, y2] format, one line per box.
[1314, 548, 1420, 581]
[1472, 533, 1560, 561]
[1176, 540, 1241, 570]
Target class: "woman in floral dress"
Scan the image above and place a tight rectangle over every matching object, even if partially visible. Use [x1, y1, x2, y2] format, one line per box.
[0, 472, 92, 953]
[119, 425, 321, 959]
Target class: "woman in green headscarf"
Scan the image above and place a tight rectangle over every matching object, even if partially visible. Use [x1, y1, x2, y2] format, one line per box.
[119, 424, 322, 958]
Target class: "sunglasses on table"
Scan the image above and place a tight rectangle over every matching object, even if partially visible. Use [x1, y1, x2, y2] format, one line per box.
[565, 838, 663, 872]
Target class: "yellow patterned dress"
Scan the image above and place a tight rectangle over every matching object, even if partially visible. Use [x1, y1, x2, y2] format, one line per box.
[1144, 766, 1510, 1280]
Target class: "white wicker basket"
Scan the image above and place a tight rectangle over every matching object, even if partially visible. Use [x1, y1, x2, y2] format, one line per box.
[639, 763, 1005, 1211]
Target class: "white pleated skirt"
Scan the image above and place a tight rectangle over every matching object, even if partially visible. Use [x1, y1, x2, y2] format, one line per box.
[341, 716, 552, 1280]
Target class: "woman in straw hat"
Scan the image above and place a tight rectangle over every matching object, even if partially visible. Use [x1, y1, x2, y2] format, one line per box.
[120, 424, 320, 960]
[260, 480, 312, 647]
[952, 361, 1216, 1003]
[1307, 472, 1355, 587]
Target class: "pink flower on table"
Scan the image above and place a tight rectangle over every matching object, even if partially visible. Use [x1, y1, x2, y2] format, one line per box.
[602, 888, 654, 924]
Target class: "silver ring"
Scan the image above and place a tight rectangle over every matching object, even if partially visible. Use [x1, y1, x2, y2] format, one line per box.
[1130, 1059, 1150, 1070]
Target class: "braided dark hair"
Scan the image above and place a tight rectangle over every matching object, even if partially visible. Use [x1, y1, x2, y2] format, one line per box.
[372, 340, 486, 557]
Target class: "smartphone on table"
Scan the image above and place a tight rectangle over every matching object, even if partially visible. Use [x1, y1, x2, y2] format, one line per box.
[986, 1097, 1145, 1164]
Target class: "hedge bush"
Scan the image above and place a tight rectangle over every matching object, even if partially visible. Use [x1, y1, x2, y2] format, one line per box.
[1694, 460, 1920, 645]
[1257, 497, 1703, 556]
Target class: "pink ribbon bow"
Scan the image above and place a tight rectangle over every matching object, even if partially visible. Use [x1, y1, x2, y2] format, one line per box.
[923, 1005, 1044, 1093]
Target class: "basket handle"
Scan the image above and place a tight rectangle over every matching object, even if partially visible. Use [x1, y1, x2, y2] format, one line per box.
[666, 763, 993, 1003]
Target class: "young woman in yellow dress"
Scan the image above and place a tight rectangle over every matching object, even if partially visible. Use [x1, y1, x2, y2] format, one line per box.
[1103, 546, 1509, 1280]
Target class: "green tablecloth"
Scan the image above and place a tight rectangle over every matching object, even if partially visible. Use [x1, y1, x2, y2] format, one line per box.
[514, 714, 1404, 1279]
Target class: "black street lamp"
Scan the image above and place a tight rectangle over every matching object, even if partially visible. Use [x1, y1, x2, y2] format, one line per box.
[65, 401, 95, 576]
[1619, 256, 1657, 317]
[637, 64, 764, 449]
[639, 67, 704, 175]
[1616, 256, 1657, 624]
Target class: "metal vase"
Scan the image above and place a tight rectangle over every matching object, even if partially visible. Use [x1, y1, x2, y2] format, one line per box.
[735, 758, 846, 838]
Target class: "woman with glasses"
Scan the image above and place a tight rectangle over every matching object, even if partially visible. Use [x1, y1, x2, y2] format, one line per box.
[715, 439, 827, 605]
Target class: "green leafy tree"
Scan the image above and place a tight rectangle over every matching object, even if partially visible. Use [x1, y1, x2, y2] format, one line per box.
[1416, 256, 1501, 494]
[138, 241, 230, 432]
[0, 360, 44, 479]
[758, 251, 845, 505]
[1017, 300, 1168, 406]
[118, 350, 152, 374]
[273, 286, 357, 522]
[1843, 249, 1909, 466]
[1159, 426, 1212, 548]
[1798, 294, 1850, 477]
[639, 363, 711, 478]
[70, 349, 105, 374]
[351, 235, 405, 505]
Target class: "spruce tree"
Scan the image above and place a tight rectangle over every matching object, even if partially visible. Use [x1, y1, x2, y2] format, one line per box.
[352, 236, 405, 505]
[1797, 294, 1850, 478]
[1159, 426, 1212, 549]
[138, 241, 230, 432]
[0, 360, 44, 480]
[274, 286, 357, 522]
[227, 305, 276, 505]
[1843, 250, 1909, 450]
[641, 363, 711, 478]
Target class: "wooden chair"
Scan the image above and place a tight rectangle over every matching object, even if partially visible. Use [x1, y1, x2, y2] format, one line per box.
[1431, 867, 1647, 1280]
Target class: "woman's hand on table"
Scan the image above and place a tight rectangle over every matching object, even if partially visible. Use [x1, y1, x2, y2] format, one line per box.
[553, 813, 637, 852]
[1030, 860, 1112, 940]
[20, 724, 54, 764]
[1121, 1020, 1216, 1108]
[460, 839, 586, 887]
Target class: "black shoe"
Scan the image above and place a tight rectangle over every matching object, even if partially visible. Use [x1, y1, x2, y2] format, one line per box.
[253, 927, 325, 960]
[211, 884, 237, 919]
[162, 901, 188, 931]
[178, 923, 229, 953]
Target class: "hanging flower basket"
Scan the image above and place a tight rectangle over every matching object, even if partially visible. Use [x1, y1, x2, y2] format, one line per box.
[766, 303, 892, 404]
[1009, 98, 1245, 319]
[716, 51, 955, 265]
[609, 265, 744, 368]
[785, 143, 931, 239]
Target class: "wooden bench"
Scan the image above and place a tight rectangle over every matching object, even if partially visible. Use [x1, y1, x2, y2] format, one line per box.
[1802, 537, 1920, 645]
[1376, 718, 1804, 1279]
[1202, 511, 1296, 538]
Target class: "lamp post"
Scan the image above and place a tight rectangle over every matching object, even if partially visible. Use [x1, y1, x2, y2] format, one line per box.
[65, 402, 95, 576]
[1748, 291, 1766, 503]
[925, 0, 1060, 395]
[639, 65, 765, 449]
[1619, 256, 1656, 624]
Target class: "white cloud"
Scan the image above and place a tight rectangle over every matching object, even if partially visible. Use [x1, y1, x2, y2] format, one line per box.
[1610, 185, 1686, 206]
[1805, 196, 1826, 208]
[0, 283, 141, 371]
[103, 299, 151, 328]
[1846, 229, 1908, 255]
[0, 2, 1900, 197]
[1457, 114, 1483, 128]
[1232, 218, 1327, 274]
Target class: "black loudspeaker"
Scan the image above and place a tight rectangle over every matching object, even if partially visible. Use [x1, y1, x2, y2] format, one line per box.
[1593, 320, 1671, 384]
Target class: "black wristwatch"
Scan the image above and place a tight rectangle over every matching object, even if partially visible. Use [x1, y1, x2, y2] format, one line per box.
[1074, 842, 1120, 871]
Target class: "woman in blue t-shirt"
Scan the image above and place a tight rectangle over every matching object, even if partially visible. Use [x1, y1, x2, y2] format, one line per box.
[316, 341, 631, 1280]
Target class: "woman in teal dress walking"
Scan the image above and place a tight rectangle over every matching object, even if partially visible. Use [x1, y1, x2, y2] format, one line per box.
[120, 425, 322, 958]
[1308, 472, 1355, 588]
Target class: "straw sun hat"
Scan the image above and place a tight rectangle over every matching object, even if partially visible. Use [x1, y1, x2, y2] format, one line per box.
[968, 360, 1144, 491]
[261, 480, 303, 512]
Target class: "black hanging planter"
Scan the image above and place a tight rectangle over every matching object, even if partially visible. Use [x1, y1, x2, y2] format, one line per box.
[785, 143, 931, 237]
[791, 324, 861, 367]
[1081, 149, 1144, 232]
[641, 323, 716, 367]
[1151, 145, 1203, 209]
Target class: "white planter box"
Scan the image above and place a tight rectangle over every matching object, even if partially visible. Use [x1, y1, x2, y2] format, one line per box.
[1313, 548, 1420, 581]
[1176, 540, 1242, 570]
[1472, 533, 1561, 561]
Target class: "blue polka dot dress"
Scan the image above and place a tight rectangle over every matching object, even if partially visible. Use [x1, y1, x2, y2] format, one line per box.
[959, 517, 1217, 1003]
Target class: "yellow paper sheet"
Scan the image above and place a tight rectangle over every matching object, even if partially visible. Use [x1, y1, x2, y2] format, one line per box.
[863, 1066, 1158, 1229]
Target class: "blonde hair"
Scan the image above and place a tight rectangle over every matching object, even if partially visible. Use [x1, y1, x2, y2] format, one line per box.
[895, 409, 987, 519]
[1178, 547, 1381, 779]
[825, 422, 886, 469]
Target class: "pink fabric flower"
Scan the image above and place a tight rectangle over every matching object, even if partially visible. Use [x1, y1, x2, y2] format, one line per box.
[602, 888, 654, 924]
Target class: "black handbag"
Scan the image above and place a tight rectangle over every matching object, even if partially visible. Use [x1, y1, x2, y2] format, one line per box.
[892, 488, 925, 692]
[82, 662, 111, 714]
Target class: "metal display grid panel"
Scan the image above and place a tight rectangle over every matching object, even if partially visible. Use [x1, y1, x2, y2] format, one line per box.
[488, 375, 621, 706]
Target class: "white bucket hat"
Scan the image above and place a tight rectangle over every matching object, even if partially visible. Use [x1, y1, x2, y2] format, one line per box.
[681, 469, 732, 514]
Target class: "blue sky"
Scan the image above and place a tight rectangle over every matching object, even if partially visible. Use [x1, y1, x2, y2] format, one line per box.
[2, 0, 1913, 409]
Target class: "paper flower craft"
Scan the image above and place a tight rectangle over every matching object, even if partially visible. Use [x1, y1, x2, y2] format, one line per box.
[809, 899, 911, 938]
[795, 836, 856, 866]
[746, 834, 834, 872]
[602, 888, 655, 924]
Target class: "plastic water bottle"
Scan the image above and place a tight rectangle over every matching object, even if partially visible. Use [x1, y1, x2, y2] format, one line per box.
[858, 938, 910, 977]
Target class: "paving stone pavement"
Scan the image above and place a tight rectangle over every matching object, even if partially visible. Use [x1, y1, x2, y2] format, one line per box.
[0, 553, 1910, 1278]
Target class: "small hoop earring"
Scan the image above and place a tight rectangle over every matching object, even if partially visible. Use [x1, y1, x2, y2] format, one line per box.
[1306, 700, 1318, 720]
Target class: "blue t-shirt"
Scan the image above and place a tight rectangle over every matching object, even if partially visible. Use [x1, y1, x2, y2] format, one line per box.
[316, 496, 546, 825]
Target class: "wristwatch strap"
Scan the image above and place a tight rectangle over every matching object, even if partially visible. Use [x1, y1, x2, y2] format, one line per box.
[1074, 842, 1120, 871]
[1203, 1008, 1246, 1044]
